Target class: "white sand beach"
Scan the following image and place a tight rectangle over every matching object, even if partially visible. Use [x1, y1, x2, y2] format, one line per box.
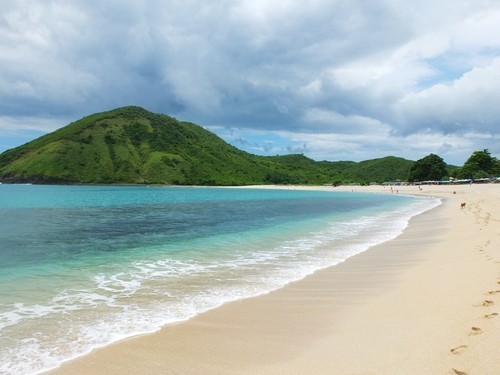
[50, 184, 500, 375]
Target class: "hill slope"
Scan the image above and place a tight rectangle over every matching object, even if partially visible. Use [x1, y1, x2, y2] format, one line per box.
[346, 156, 415, 183]
[0, 107, 414, 185]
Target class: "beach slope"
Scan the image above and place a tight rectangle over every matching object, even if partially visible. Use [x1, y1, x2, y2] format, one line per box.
[51, 184, 500, 375]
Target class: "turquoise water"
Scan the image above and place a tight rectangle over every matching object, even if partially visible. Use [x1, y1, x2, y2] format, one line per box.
[0, 185, 440, 374]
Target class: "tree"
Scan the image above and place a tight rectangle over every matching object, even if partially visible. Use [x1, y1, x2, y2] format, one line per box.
[453, 149, 500, 179]
[408, 153, 448, 182]
[467, 149, 494, 171]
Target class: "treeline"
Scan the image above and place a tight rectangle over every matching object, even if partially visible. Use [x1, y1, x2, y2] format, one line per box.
[408, 149, 500, 182]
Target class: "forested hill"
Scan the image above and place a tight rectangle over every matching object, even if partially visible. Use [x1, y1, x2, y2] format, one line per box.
[0, 106, 415, 185]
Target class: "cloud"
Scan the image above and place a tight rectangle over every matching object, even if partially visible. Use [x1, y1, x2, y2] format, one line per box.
[249, 128, 498, 166]
[302, 108, 386, 134]
[0, 115, 64, 133]
[395, 57, 500, 135]
[1, 0, 500, 165]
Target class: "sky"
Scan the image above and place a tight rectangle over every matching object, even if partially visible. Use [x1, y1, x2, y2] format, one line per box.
[1, 0, 499, 165]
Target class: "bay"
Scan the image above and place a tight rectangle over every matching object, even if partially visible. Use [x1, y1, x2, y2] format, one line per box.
[0, 184, 440, 374]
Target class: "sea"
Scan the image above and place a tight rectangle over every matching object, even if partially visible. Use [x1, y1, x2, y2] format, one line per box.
[0, 184, 441, 374]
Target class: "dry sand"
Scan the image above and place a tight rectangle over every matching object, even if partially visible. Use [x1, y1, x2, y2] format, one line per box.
[50, 184, 500, 375]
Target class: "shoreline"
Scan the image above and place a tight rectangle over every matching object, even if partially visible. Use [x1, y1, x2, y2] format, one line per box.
[50, 184, 499, 374]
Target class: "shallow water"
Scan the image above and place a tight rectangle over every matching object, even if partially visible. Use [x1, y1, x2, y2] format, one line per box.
[0, 185, 440, 374]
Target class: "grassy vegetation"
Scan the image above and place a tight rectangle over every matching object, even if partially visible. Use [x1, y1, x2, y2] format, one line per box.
[0, 106, 417, 185]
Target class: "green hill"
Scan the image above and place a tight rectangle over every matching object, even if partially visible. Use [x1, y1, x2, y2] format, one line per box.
[346, 156, 415, 183]
[0, 106, 415, 185]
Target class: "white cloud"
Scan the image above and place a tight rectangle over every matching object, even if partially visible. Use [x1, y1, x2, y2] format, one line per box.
[302, 108, 386, 134]
[0, 115, 66, 133]
[1, 0, 499, 163]
[396, 57, 500, 134]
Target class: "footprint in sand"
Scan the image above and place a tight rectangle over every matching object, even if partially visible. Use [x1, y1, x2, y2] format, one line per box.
[484, 312, 498, 319]
[473, 300, 494, 307]
[450, 345, 467, 354]
[469, 326, 482, 335]
[451, 368, 468, 375]
[487, 290, 500, 295]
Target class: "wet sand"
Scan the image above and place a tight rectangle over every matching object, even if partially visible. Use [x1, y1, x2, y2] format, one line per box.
[50, 184, 500, 374]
